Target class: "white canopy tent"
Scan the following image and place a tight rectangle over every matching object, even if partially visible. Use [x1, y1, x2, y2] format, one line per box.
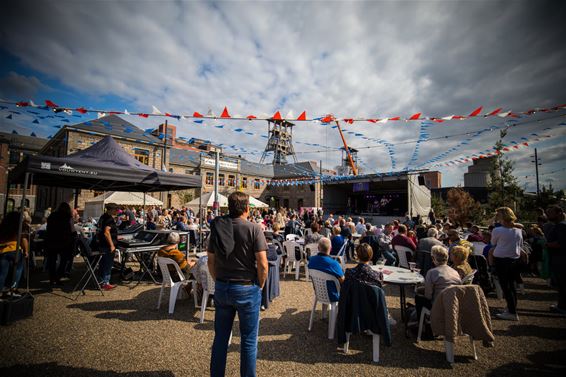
[83, 191, 163, 219]
[186, 191, 228, 208]
[249, 196, 269, 208]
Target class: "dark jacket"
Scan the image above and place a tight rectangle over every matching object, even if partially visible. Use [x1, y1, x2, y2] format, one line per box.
[336, 279, 392, 346]
[46, 211, 75, 251]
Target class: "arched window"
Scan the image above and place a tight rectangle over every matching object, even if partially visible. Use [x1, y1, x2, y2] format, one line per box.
[6, 198, 15, 213]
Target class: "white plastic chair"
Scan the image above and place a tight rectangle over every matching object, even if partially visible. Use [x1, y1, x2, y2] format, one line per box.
[283, 240, 308, 280]
[304, 243, 318, 259]
[304, 228, 313, 238]
[461, 270, 477, 285]
[417, 306, 477, 363]
[344, 331, 381, 363]
[200, 263, 216, 323]
[286, 234, 300, 241]
[308, 269, 341, 339]
[330, 241, 347, 270]
[156, 257, 196, 314]
[394, 245, 413, 269]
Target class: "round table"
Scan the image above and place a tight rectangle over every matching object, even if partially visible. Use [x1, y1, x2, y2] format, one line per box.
[371, 265, 424, 334]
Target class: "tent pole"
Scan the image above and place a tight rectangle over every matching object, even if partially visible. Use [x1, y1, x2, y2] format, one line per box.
[198, 186, 202, 253]
[14, 172, 29, 293]
[213, 150, 220, 217]
[143, 192, 146, 226]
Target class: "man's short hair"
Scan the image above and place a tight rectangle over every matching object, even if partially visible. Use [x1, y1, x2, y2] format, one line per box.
[356, 243, 373, 263]
[228, 191, 249, 218]
[397, 224, 407, 234]
[311, 222, 320, 233]
[167, 232, 180, 245]
[427, 228, 438, 238]
[318, 237, 331, 254]
[106, 203, 119, 211]
[332, 226, 341, 235]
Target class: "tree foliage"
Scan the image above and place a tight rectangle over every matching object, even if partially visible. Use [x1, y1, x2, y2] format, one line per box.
[446, 187, 484, 225]
[487, 139, 523, 213]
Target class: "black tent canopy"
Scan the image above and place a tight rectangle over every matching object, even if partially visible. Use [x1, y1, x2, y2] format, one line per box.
[9, 135, 201, 192]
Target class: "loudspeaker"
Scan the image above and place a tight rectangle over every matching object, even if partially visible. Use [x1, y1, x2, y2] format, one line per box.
[309, 184, 315, 191]
[418, 176, 425, 186]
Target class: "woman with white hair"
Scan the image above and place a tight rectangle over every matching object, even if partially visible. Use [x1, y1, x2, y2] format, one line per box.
[415, 245, 462, 321]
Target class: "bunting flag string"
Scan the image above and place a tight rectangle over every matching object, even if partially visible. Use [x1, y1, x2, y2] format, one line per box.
[1, 98, 565, 125]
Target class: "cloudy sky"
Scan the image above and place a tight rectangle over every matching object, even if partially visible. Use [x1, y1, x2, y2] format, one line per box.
[1, 0, 565, 190]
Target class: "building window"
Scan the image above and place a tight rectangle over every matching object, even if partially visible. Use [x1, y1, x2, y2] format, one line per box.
[242, 177, 248, 189]
[133, 148, 150, 165]
[205, 172, 214, 185]
[254, 178, 261, 190]
[219, 174, 225, 186]
[228, 175, 236, 187]
[6, 199, 15, 213]
[9, 151, 20, 164]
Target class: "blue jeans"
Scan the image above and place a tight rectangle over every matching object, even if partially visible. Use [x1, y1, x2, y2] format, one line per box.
[98, 248, 114, 284]
[382, 248, 397, 266]
[211, 280, 261, 377]
[0, 251, 23, 290]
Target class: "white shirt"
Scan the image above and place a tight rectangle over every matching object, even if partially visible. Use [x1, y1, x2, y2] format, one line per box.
[355, 223, 366, 235]
[491, 226, 522, 259]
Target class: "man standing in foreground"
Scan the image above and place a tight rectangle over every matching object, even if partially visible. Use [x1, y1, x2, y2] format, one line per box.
[208, 192, 268, 377]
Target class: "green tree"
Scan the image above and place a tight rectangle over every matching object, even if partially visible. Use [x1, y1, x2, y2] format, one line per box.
[487, 139, 523, 213]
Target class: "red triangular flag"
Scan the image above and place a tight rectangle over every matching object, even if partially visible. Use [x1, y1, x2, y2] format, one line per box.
[367, 119, 377, 123]
[193, 112, 203, 118]
[220, 107, 231, 118]
[321, 115, 333, 123]
[486, 108, 502, 116]
[272, 111, 282, 120]
[409, 113, 421, 120]
[452, 115, 465, 120]
[522, 142, 529, 146]
[75, 107, 88, 114]
[138, 113, 149, 118]
[16, 102, 29, 107]
[246, 115, 257, 120]
[469, 106, 483, 117]
[45, 100, 59, 108]
[296, 111, 307, 121]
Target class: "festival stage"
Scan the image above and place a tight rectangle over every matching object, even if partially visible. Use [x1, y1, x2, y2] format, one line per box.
[322, 173, 431, 226]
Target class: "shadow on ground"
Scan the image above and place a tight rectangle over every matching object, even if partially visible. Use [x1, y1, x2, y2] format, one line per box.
[66, 287, 201, 322]
[487, 349, 566, 376]
[0, 363, 174, 377]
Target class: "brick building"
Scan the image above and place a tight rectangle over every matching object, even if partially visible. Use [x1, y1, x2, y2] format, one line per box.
[0, 131, 48, 215]
[24, 115, 323, 215]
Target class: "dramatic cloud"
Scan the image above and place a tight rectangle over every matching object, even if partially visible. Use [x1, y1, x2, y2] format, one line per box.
[0, 0, 565, 189]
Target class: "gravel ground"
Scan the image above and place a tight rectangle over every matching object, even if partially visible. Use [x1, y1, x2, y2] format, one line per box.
[1, 259, 565, 377]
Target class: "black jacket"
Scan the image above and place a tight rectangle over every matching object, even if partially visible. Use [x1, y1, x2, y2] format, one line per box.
[336, 279, 392, 346]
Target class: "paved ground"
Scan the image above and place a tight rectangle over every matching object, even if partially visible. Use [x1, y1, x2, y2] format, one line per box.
[1, 260, 565, 377]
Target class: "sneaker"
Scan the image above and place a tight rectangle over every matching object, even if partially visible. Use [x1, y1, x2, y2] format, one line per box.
[101, 283, 116, 291]
[496, 311, 519, 321]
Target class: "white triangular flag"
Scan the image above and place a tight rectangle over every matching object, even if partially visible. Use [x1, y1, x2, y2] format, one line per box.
[29, 99, 38, 107]
[97, 112, 106, 118]
[285, 110, 295, 119]
[124, 109, 130, 115]
[152, 105, 162, 115]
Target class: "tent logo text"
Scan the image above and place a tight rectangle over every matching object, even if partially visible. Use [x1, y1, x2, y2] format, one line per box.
[58, 163, 98, 176]
[41, 162, 51, 170]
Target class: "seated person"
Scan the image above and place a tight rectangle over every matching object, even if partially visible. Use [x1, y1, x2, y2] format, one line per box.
[271, 223, 285, 244]
[450, 245, 473, 279]
[175, 216, 189, 231]
[418, 228, 444, 252]
[345, 243, 383, 287]
[415, 245, 462, 320]
[466, 225, 484, 242]
[158, 232, 196, 277]
[391, 224, 417, 252]
[308, 238, 345, 302]
[321, 220, 333, 238]
[330, 226, 345, 256]
[305, 222, 323, 245]
[446, 229, 473, 252]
